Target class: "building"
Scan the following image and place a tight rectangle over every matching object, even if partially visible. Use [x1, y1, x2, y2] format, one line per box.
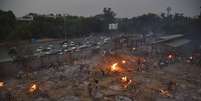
[17, 14, 34, 21]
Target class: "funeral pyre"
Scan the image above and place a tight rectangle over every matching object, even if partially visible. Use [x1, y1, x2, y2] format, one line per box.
[0, 51, 201, 101]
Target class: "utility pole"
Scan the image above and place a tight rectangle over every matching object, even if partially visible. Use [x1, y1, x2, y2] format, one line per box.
[167, 6, 171, 17]
[63, 14, 67, 41]
[166, 6, 172, 34]
[200, 6, 201, 18]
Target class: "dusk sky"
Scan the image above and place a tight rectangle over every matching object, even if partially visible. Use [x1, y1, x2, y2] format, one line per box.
[0, 0, 200, 17]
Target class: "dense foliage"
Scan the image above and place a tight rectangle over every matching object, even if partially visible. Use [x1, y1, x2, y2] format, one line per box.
[0, 7, 201, 42]
[0, 10, 16, 41]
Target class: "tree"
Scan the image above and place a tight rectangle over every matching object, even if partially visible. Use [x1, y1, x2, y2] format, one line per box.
[103, 7, 116, 23]
[0, 10, 16, 41]
[166, 6, 172, 17]
[94, 8, 116, 32]
[14, 22, 34, 40]
[0, 8, 199, 41]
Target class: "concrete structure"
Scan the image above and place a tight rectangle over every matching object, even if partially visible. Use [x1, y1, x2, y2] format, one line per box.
[151, 34, 191, 56]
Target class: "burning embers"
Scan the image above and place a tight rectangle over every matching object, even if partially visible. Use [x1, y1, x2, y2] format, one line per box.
[111, 63, 118, 72]
[110, 60, 127, 72]
[121, 76, 132, 88]
[166, 52, 176, 60]
[110, 63, 122, 72]
[121, 76, 128, 82]
[0, 81, 4, 88]
[159, 89, 172, 97]
[109, 61, 133, 88]
[168, 54, 173, 59]
[158, 81, 176, 97]
[122, 60, 126, 64]
[28, 83, 39, 93]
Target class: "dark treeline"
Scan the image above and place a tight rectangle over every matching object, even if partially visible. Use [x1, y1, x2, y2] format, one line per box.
[0, 7, 201, 42]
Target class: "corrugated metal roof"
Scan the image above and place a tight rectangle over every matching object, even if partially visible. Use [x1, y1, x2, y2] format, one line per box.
[159, 34, 183, 40]
[152, 34, 184, 44]
[165, 39, 190, 48]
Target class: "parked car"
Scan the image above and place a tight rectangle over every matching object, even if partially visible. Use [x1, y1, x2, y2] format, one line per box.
[62, 43, 68, 48]
[36, 46, 43, 52]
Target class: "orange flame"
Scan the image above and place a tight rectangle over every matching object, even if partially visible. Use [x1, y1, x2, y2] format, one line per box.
[111, 63, 118, 72]
[121, 76, 132, 88]
[122, 60, 126, 64]
[0, 81, 4, 87]
[29, 84, 38, 93]
[159, 89, 172, 97]
[121, 76, 128, 82]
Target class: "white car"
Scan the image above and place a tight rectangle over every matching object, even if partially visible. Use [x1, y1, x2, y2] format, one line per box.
[47, 46, 52, 50]
[36, 48, 43, 52]
[64, 49, 71, 52]
[97, 42, 102, 45]
[96, 46, 100, 49]
[71, 47, 76, 50]
[104, 38, 110, 43]
[48, 44, 53, 47]
[44, 51, 51, 55]
[79, 44, 88, 49]
[62, 44, 68, 48]
[58, 52, 64, 55]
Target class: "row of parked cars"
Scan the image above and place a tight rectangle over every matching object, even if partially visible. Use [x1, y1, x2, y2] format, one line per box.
[34, 44, 58, 56]
[34, 36, 111, 57]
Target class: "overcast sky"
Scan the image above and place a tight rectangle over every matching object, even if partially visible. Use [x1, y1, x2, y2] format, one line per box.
[0, 0, 200, 17]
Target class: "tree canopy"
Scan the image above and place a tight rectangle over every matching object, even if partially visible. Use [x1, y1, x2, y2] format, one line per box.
[0, 7, 200, 42]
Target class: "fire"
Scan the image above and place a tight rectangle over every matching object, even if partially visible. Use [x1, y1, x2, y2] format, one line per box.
[122, 60, 126, 64]
[168, 54, 172, 59]
[111, 63, 119, 72]
[0, 81, 4, 87]
[121, 76, 132, 88]
[159, 89, 172, 97]
[29, 84, 38, 93]
[121, 76, 128, 82]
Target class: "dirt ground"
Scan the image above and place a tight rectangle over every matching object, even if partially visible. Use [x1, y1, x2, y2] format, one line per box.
[1, 35, 201, 101]
[1, 51, 201, 101]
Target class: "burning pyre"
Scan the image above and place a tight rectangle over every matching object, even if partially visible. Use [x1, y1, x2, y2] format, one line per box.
[29, 83, 39, 93]
[109, 60, 128, 73]
[110, 63, 120, 72]
[0, 81, 4, 88]
[132, 47, 136, 51]
[122, 60, 126, 64]
[168, 54, 173, 59]
[166, 52, 176, 60]
[121, 76, 132, 88]
[159, 88, 172, 97]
